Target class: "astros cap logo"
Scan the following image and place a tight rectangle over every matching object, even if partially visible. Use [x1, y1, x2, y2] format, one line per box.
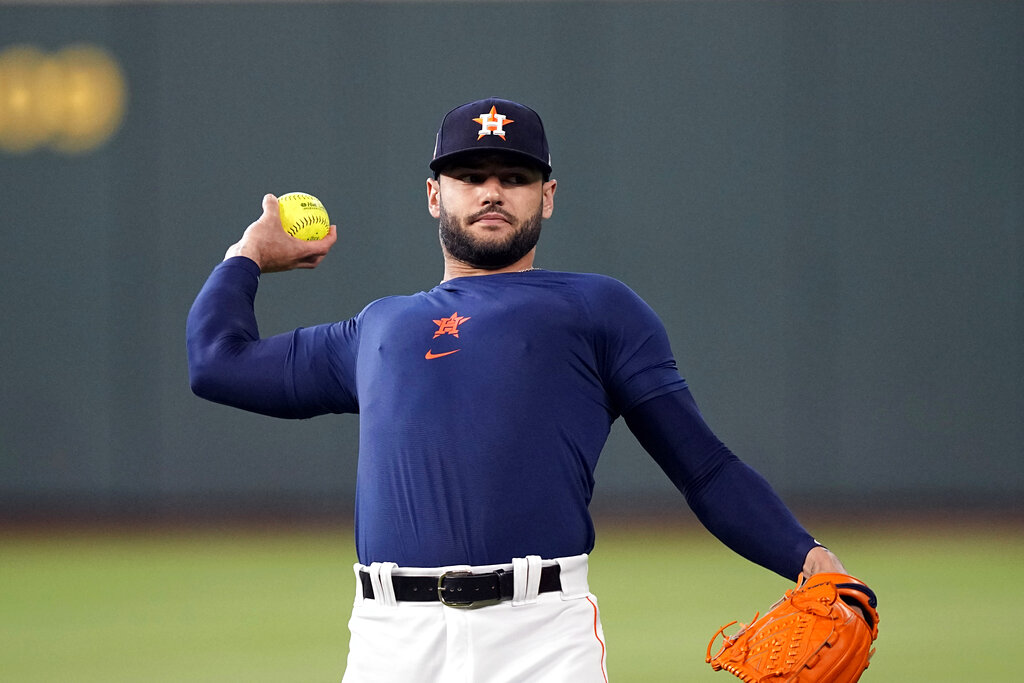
[429, 98, 552, 177]
[473, 105, 514, 141]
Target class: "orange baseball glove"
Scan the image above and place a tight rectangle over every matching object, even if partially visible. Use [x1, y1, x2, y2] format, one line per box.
[706, 573, 879, 683]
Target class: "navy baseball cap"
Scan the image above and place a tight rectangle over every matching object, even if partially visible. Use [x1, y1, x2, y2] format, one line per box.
[430, 98, 552, 177]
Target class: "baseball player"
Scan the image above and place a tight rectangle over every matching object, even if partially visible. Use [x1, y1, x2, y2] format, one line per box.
[187, 98, 854, 681]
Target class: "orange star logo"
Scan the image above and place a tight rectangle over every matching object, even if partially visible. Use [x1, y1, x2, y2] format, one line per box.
[473, 106, 514, 141]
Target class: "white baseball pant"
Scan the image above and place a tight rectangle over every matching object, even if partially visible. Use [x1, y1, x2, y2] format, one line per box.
[341, 554, 609, 682]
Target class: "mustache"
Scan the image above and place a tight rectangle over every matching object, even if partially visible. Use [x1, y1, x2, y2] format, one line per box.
[468, 205, 515, 223]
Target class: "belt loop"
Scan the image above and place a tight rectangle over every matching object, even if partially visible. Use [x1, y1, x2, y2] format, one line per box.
[555, 554, 590, 599]
[368, 562, 399, 607]
[380, 562, 397, 605]
[512, 555, 543, 606]
[351, 563, 365, 605]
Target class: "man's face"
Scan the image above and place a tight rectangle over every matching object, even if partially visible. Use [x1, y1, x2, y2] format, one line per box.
[427, 154, 556, 270]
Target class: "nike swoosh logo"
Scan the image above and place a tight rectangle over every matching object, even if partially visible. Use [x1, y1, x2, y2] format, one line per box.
[425, 349, 460, 359]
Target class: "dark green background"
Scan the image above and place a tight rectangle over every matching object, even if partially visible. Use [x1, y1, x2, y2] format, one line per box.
[2, 1, 1021, 519]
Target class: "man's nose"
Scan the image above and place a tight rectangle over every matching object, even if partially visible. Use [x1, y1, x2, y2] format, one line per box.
[480, 175, 503, 203]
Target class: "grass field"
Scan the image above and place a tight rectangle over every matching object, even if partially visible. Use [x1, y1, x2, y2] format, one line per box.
[2, 519, 1021, 682]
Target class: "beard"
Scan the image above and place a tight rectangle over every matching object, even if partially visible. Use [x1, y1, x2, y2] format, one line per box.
[438, 200, 543, 270]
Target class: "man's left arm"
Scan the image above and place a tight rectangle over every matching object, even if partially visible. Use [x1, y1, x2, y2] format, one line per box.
[623, 388, 848, 580]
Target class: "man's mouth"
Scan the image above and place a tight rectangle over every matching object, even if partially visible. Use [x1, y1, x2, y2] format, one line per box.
[470, 209, 513, 225]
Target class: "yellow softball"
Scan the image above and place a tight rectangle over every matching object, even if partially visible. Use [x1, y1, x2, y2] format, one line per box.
[278, 192, 330, 241]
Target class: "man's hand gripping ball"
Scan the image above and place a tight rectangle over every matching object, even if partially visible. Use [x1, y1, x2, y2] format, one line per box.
[224, 193, 336, 273]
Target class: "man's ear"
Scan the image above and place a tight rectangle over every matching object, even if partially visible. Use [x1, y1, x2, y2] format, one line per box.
[541, 179, 557, 219]
[426, 177, 441, 218]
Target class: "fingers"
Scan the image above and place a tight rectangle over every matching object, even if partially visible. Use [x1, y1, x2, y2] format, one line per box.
[291, 225, 338, 269]
[320, 224, 338, 247]
[255, 193, 281, 235]
[295, 224, 337, 256]
[262, 193, 279, 218]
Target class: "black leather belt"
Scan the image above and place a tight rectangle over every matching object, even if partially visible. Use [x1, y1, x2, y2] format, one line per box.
[359, 565, 562, 608]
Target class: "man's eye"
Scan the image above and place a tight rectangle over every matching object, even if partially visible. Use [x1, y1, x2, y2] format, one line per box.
[461, 174, 485, 184]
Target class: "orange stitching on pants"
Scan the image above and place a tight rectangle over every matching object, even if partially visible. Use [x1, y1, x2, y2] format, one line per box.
[586, 596, 608, 683]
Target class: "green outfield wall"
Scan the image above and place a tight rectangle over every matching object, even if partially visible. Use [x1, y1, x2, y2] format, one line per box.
[1, 1, 1021, 518]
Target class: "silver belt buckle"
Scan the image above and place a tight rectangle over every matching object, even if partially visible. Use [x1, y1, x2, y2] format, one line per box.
[437, 570, 500, 608]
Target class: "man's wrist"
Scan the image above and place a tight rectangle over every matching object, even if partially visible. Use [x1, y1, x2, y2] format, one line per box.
[225, 242, 262, 269]
[802, 545, 848, 576]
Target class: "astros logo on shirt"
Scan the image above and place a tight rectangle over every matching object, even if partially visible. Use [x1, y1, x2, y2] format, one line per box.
[425, 312, 471, 359]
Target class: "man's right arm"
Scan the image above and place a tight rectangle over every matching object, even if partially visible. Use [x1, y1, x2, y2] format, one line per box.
[186, 256, 357, 418]
[186, 194, 353, 418]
